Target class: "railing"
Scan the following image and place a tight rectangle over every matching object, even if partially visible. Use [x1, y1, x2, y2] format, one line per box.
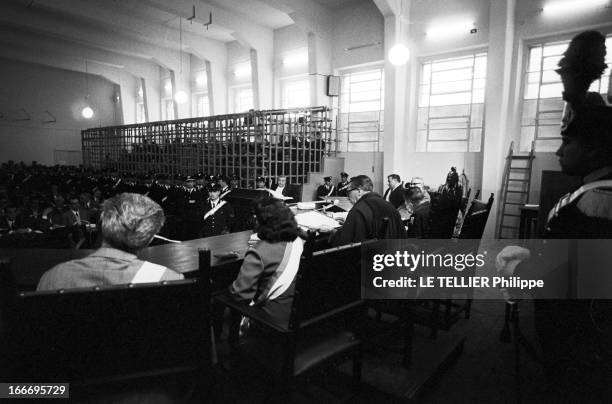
[82, 107, 335, 188]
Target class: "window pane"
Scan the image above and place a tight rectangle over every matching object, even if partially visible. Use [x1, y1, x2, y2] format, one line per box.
[339, 66, 384, 152]
[417, 52, 486, 151]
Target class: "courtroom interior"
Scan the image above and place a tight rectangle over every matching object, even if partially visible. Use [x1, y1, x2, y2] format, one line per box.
[1, 0, 612, 402]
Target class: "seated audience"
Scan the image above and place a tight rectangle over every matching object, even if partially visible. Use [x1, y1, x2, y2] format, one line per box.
[37, 193, 183, 290]
[331, 175, 406, 245]
[317, 176, 336, 198]
[405, 186, 431, 238]
[230, 197, 303, 324]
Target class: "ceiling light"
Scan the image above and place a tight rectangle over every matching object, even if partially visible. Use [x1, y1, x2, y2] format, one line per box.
[426, 20, 474, 40]
[164, 81, 172, 93]
[81, 106, 94, 119]
[542, 0, 608, 15]
[175, 90, 188, 104]
[388, 43, 410, 66]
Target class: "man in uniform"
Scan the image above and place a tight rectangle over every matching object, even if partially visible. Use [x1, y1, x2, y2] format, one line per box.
[200, 184, 235, 238]
[179, 176, 205, 240]
[337, 172, 350, 196]
[497, 30, 612, 401]
[317, 176, 335, 198]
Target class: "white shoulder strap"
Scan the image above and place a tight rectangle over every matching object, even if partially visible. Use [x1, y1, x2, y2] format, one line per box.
[203, 200, 227, 221]
[547, 180, 612, 222]
[266, 238, 304, 300]
[131, 261, 167, 283]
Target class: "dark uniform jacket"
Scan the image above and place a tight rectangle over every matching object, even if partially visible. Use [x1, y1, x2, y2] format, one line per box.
[515, 167, 612, 399]
[199, 199, 235, 238]
[337, 181, 350, 197]
[317, 184, 336, 198]
[332, 192, 406, 246]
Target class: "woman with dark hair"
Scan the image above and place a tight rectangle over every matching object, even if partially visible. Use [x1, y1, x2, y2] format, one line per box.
[230, 196, 303, 324]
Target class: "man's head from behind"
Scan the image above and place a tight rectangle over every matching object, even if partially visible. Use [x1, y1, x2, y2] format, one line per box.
[556, 106, 612, 176]
[101, 193, 164, 253]
[347, 175, 374, 205]
[404, 186, 424, 204]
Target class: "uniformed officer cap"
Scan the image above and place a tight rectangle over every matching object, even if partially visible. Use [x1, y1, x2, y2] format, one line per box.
[340, 172, 349, 178]
[324, 176, 332, 182]
[208, 183, 222, 192]
[256, 176, 265, 182]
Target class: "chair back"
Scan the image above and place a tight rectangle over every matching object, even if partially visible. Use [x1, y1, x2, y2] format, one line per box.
[0, 252, 211, 384]
[459, 193, 494, 239]
[427, 192, 460, 239]
[289, 241, 372, 330]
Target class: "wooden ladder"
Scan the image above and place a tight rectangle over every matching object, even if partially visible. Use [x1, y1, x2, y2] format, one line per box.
[496, 141, 535, 239]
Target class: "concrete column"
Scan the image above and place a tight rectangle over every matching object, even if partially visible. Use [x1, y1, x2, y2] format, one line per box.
[481, 0, 517, 238]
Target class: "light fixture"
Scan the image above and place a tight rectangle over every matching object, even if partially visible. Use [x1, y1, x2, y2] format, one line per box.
[82, 59, 94, 119]
[137, 87, 144, 98]
[164, 80, 172, 93]
[542, 0, 608, 15]
[81, 106, 94, 119]
[389, 44, 410, 66]
[175, 90, 188, 104]
[426, 19, 474, 40]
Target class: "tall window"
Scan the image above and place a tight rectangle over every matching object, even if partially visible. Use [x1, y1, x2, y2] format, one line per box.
[280, 77, 310, 108]
[196, 94, 210, 117]
[136, 102, 145, 123]
[136, 84, 145, 123]
[417, 52, 487, 152]
[161, 78, 174, 120]
[521, 35, 612, 152]
[339, 66, 385, 152]
[232, 87, 253, 113]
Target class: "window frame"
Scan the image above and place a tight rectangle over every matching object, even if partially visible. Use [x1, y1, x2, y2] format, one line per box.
[416, 49, 488, 153]
[278, 75, 311, 109]
[518, 30, 612, 152]
[337, 63, 385, 153]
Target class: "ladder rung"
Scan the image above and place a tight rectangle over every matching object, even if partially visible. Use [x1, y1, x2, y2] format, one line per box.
[511, 156, 531, 160]
[504, 202, 524, 205]
[504, 213, 521, 217]
[501, 225, 519, 229]
[507, 179, 529, 182]
[510, 167, 529, 170]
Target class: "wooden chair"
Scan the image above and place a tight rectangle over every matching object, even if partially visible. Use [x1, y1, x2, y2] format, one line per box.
[0, 250, 214, 401]
[214, 240, 368, 400]
[412, 193, 495, 338]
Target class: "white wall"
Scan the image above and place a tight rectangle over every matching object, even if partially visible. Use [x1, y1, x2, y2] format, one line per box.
[0, 59, 121, 165]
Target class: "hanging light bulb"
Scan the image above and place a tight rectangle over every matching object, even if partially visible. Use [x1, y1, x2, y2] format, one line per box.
[388, 43, 410, 66]
[82, 106, 94, 119]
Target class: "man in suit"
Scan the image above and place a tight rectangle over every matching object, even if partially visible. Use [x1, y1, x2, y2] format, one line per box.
[330, 175, 406, 245]
[63, 195, 92, 226]
[200, 184, 235, 238]
[337, 172, 350, 196]
[383, 174, 404, 208]
[317, 176, 335, 198]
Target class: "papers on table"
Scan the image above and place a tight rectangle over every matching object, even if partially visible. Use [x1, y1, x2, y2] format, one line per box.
[269, 189, 293, 201]
[295, 210, 342, 231]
